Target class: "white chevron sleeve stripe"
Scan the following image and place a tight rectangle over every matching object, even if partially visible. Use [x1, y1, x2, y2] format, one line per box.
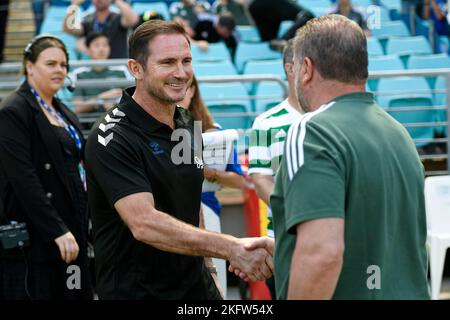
[98, 132, 114, 147]
[287, 102, 336, 180]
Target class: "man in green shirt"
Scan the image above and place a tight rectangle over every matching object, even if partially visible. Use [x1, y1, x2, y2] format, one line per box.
[270, 15, 429, 299]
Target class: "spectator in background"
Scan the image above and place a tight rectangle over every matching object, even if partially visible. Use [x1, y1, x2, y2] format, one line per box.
[330, 0, 370, 35]
[63, 0, 139, 58]
[72, 32, 130, 114]
[248, 0, 314, 41]
[213, 0, 251, 25]
[32, 0, 50, 35]
[192, 12, 239, 61]
[0, 35, 92, 300]
[423, 0, 449, 36]
[133, 9, 165, 30]
[170, 0, 211, 27]
[248, 39, 304, 299]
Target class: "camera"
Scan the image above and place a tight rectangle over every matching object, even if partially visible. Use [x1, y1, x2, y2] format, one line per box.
[0, 221, 30, 250]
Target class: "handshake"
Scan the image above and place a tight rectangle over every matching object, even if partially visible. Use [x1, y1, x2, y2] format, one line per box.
[227, 236, 274, 282]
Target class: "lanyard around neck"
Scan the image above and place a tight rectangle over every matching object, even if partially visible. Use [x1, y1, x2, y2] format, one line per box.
[30, 86, 82, 155]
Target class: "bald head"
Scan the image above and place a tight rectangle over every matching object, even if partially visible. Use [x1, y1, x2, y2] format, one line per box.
[293, 14, 368, 84]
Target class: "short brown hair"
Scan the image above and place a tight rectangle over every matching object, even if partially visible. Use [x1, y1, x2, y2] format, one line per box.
[293, 14, 368, 84]
[23, 35, 68, 76]
[129, 20, 190, 69]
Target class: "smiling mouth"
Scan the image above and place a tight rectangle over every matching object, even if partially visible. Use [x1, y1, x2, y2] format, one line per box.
[167, 83, 185, 88]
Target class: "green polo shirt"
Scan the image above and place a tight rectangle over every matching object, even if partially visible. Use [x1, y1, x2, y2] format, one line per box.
[271, 92, 430, 300]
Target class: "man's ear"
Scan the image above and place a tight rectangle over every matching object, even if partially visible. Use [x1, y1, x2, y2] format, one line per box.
[127, 59, 144, 80]
[301, 57, 314, 86]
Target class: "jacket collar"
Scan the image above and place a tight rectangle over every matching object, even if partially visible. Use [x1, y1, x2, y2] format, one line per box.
[16, 81, 82, 134]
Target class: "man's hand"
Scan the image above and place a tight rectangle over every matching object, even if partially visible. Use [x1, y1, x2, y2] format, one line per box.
[228, 237, 274, 282]
[229, 237, 274, 281]
[54, 231, 79, 264]
[196, 40, 209, 52]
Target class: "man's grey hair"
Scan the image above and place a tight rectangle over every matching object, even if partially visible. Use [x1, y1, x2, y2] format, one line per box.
[293, 14, 368, 84]
[283, 39, 294, 67]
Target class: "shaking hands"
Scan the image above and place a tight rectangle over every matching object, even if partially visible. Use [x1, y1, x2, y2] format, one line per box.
[228, 236, 274, 282]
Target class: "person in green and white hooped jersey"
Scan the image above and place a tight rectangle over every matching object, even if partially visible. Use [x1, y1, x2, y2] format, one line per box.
[247, 39, 304, 299]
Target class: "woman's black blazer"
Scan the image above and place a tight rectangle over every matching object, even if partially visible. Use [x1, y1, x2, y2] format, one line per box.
[0, 81, 88, 262]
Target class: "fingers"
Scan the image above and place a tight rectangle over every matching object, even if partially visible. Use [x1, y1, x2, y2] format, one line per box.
[59, 240, 67, 263]
[243, 238, 266, 251]
[243, 237, 275, 256]
[54, 232, 79, 264]
[265, 254, 274, 273]
[229, 238, 276, 283]
[259, 260, 272, 280]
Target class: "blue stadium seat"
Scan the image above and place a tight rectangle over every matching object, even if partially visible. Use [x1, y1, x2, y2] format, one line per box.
[207, 104, 249, 130]
[236, 25, 260, 43]
[41, 19, 64, 34]
[132, 2, 170, 20]
[367, 37, 384, 56]
[368, 55, 405, 91]
[199, 82, 252, 113]
[371, 21, 410, 38]
[235, 42, 282, 73]
[369, 55, 404, 71]
[243, 59, 285, 94]
[386, 36, 432, 64]
[254, 81, 285, 114]
[193, 60, 237, 77]
[377, 77, 436, 146]
[191, 43, 231, 62]
[243, 59, 284, 78]
[408, 54, 450, 88]
[408, 54, 450, 70]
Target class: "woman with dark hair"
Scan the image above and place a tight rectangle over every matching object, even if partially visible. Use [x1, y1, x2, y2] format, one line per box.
[179, 76, 245, 298]
[0, 35, 92, 300]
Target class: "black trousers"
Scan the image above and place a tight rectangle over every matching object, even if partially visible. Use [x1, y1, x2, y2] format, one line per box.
[249, 0, 300, 41]
[0, 257, 93, 300]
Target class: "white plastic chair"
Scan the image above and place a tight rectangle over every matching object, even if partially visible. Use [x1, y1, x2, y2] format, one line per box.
[424, 175, 450, 299]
